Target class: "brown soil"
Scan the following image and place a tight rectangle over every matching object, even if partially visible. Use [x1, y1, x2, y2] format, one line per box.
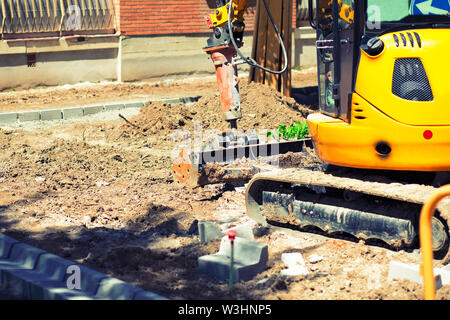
[0, 70, 448, 300]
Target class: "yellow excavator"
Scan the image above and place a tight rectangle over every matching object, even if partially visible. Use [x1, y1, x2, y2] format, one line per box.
[173, 0, 450, 261]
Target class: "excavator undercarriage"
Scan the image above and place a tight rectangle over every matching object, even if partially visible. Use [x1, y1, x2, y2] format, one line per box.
[246, 167, 450, 261]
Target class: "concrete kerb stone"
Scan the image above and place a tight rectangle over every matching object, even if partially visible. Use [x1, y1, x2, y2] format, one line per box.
[0, 96, 199, 124]
[133, 289, 169, 300]
[62, 107, 84, 119]
[40, 109, 63, 121]
[95, 277, 142, 300]
[0, 112, 18, 124]
[0, 234, 19, 259]
[83, 104, 104, 116]
[198, 236, 268, 282]
[155, 96, 201, 105]
[18, 111, 40, 122]
[0, 233, 168, 300]
[103, 103, 125, 111]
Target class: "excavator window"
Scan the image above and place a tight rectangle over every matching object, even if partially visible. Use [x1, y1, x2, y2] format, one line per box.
[316, 0, 355, 117]
[367, 0, 450, 25]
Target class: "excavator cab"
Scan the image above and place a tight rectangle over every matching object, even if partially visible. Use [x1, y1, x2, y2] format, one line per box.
[307, 0, 450, 172]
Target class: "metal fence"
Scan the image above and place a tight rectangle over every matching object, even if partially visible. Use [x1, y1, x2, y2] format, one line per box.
[0, 0, 116, 39]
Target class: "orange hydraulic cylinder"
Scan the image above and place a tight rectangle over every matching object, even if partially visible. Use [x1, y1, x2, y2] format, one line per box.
[205, 45, 242, 123]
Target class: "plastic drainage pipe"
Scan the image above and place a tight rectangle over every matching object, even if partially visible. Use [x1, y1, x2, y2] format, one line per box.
[419, 184, 450, 300]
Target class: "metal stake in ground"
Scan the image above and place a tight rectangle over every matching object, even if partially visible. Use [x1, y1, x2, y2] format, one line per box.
[226, 229, 237, 292]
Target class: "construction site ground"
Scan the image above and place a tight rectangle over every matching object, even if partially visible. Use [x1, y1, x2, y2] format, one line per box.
[0, 68, 448, 300]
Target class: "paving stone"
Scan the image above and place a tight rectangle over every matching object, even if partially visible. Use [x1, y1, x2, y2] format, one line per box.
[198, 236, 268, 282]
[18, 111, 40, 122]
[198, 221, 224, 243]
[0, 112, 18, 124]
[387, 260, 442, 289]
[83, 105, 104, 115]
[40, 109, 62, 121]
[62, 107, 84, 119]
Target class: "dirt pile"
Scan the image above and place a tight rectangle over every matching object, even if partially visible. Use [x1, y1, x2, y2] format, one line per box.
[119, 81, 312, 141]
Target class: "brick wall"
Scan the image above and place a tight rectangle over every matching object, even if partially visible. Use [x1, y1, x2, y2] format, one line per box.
[118, 0, 295, 36]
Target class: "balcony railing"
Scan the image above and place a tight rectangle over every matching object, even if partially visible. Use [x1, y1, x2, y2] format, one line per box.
[0, 0, 116, 39]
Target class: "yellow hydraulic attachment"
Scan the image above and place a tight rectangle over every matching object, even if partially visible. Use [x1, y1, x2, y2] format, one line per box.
[419, 185, 450, 300]
[206, 0, 248, 30]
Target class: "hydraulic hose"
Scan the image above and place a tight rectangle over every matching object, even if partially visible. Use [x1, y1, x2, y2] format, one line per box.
[227, 0, 288, 75]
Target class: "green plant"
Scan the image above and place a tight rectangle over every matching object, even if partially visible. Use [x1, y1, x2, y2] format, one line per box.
[267, 120, 309, 140]
[11, 87, 16, 92]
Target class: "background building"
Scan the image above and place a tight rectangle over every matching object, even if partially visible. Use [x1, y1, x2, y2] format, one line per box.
[0, 0, 315, 89]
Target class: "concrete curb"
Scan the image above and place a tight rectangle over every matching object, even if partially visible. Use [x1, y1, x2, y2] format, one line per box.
[0, 233, 168, 300]
[0, 95, 201, 124]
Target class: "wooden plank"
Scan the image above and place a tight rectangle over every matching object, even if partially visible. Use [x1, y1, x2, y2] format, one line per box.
[253, 0, 269, 84]
[250, 0, 292, 97]
[249, 0, 261, 83]
[280, 0, 292, 97]
[264, 0, 283, 89]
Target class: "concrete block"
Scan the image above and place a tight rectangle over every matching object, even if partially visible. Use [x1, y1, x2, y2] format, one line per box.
[224, 223, 255, 241]
[1, 270, 31, 299]
[280, 266, 309, 277]
[388, 260, 442, 289]
[436, 268, 450, 286]
[18, 111, 40, 122]
[103, 103, 125, 111]
[78, 265, 108, 295]
[123, 101, 146, 109]
[281, 253, 305, 267]
[35, 253, 76, 282]
[29, 281, 93, 300]
[198, 236, 268, 282]
[3, 243, 46, 270]
[0, 112, 18, 124]
[0, 234, 18, 259]
[133, 289, 169, 300]
[198, 221, 224, 243]
[62, 107, 84, 119]
[280, 252, 308, 278]
[1, 268, 67, 299]
[95, 277, 141, 300]
[40, 109, 62, 121]
[83, 105, 104, 116]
